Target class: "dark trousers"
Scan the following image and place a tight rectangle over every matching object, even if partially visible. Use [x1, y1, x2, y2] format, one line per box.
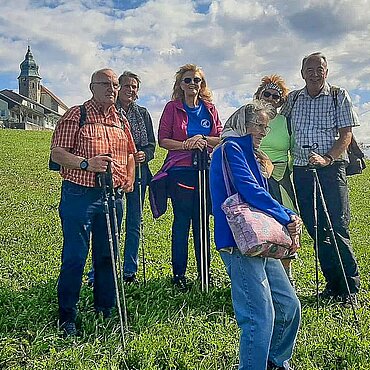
[168, 169, 210, 277]
[123, 164, 151, 276]
[57, 180, 123, 324]
[293, 163, 360, 294]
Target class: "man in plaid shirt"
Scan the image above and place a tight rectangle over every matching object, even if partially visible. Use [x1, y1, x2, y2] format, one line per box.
[281, 52, 360, 307]
[51, 68, 136, 336]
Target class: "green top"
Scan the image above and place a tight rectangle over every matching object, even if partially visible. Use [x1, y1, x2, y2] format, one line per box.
[260, 114, 290, 163]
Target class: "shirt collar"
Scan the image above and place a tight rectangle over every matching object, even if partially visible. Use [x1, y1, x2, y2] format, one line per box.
[302, 82, 330, 98]
[90, 98, 117, 116]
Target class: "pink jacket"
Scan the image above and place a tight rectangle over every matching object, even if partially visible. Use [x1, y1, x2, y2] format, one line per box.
[158, 99, 223, 167]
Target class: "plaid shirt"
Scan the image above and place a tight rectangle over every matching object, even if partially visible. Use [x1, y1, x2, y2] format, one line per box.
[281, 83, 359, 166]
[51, 99, 136, 188]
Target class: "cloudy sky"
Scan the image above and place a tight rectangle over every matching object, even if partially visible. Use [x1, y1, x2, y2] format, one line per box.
[1, 0, 370, 141]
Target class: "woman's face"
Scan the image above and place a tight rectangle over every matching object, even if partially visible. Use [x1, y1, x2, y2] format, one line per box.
[118, 77, 138, 107]
[180, 70, 203, 99]
[259, 88, 282, 109]
[246, 112, 270, 148]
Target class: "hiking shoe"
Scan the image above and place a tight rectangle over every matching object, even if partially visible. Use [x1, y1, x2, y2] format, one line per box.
[123, 274, 138, 284]
[172, 275, 188, 291]
[319, 287, 339, 300]
[341, 293, 358, 308]
[60, 321, 77, 337]
[267, 361, 292, 370]
[95, 307, 113, 319]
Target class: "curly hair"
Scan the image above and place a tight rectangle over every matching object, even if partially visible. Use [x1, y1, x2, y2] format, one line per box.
[253, 74, 289, 104]
[171, 64, 213, 102]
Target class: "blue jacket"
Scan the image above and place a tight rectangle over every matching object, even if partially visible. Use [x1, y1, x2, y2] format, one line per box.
[209, 134, 295, 251]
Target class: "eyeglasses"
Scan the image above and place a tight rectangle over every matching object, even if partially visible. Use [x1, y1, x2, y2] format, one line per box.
[92, 82, 121, 90]
[250, 122, 271, 134]
[182, 77, 202, 84]
[262, 91, 281, 100]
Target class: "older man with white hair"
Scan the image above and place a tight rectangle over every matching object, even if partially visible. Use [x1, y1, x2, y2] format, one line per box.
[51, 68, 136, 336]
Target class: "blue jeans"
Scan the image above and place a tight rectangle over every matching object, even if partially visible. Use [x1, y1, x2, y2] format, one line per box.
[168, 168, 211, 277]
[220, 249, 301, 370]
[57, 181, 123, 324]
[293, 163, 360, 294]
[123, 164, 150, 276]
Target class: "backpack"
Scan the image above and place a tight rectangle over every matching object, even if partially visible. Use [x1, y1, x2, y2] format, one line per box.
[286, 86, 366, 176]
[48, 104, 87, 171]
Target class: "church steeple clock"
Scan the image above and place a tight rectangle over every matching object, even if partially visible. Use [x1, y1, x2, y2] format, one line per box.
[18, 46, 41, 103]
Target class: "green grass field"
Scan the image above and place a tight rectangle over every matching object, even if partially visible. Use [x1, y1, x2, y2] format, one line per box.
[0, 129, 369, 370]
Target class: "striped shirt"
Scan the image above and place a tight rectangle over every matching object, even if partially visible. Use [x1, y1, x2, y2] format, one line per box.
[51, 99, 136, 188]
[281, 83, 359, 166]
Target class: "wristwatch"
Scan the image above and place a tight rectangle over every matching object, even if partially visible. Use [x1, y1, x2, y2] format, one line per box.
[323, 154, 334, 166]
[79, 159, 89, 171]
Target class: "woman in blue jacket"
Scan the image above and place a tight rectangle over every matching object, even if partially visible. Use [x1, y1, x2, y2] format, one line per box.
[209, 101, 302, 370]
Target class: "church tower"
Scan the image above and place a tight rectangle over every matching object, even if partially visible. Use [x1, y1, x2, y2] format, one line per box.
[18, 46, 41, 103]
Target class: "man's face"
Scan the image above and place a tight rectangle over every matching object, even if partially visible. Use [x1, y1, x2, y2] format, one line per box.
[301, 56, 328, 94]
[90, 70, 120, 106]
[118, 77, 139, 106]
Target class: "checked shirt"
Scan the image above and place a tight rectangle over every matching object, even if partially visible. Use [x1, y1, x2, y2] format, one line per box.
[280, 83, 359, 166]
[51, 99, 136, 188]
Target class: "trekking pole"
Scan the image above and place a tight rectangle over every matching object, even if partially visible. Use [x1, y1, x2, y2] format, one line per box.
[101, 163, 128, 347]
[197, 148, 209, 293]
[312, 169, 359, 327]
[137, 163, 147, 285]
[311, 168, 320, 314]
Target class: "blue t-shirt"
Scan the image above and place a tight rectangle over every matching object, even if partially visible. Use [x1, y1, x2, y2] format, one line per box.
[184, 101, 212, 137]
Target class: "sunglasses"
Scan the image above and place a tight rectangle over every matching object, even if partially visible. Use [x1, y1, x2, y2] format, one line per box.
[182, 77, 202, 84]
[262, 91, 281, 100]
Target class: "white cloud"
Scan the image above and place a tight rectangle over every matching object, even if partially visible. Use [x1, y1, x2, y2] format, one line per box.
[0, 0, 369, 139]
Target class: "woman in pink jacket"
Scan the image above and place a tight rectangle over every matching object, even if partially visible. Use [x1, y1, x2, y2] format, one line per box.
[158, 64, 222, 290]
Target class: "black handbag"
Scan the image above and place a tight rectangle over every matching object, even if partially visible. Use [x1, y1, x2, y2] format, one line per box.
[346, 137, 366, 176]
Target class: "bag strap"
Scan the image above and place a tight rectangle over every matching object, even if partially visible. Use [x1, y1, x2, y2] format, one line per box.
[221, 143, 233, 197]
[79, 104, 87, 127]
[285, 89, 302, 136]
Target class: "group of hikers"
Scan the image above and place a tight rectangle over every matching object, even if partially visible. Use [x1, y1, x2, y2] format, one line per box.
[50, 51, 361, 370]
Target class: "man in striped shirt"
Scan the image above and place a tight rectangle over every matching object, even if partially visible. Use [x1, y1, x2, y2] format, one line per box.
[51, 68, 136, 336]
[281, 52, 360, 307]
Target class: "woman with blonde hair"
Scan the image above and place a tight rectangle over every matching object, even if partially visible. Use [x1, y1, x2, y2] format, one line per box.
[254, 75, 298, 285]
[157, 64, 222, 290]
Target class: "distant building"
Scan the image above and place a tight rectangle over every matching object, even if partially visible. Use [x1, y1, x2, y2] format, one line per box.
[0, 46, 68, 130]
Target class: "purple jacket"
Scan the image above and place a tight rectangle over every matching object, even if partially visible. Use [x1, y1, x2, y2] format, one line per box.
[158, 99, 223, 167]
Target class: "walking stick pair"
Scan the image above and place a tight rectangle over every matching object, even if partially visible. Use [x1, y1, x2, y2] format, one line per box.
[100, 163, 128, 348]
[304, 144, 359, 327]
[195, 148, 210, 293]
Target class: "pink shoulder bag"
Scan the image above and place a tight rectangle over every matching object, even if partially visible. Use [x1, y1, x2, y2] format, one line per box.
[220, 144, 294, 259]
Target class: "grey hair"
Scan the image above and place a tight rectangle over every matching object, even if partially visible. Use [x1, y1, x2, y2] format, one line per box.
[245, 100, 276, 124]
[222, 100, 276, 138]
[118, 71, 141, 89]
[301, 52, 327, 71]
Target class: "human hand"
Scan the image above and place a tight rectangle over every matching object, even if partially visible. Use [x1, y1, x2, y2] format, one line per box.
[287, 215, 302, 237]
[184, 135, 207, 150]
[134, 151, 146, 163]
[86, 154, 112, 172]
[308, 152, 331, 167]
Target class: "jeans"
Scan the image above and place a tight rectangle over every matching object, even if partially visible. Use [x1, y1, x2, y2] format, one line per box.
[293, 163, 360, 294]
[168, 168, 210, 277]
[123, 164, 151, 276]
[57, 180, 123, 324]
[220, 249, 301, 370]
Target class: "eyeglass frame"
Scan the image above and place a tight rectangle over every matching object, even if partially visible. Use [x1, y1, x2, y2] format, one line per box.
[249, 121, 271, 134]
[91, 81, 121, 90]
